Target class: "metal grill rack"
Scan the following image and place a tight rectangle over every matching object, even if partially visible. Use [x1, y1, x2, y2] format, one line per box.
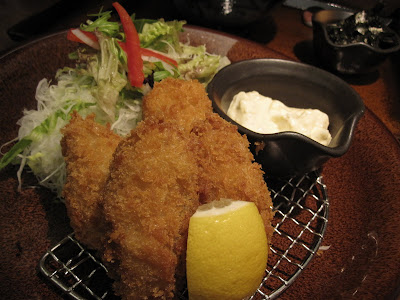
[253, 170, 329, 299]
[39, 170, 329, 299]
[39, 234, 115, 300]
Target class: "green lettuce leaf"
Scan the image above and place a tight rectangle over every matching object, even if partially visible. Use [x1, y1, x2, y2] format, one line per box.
[139, 20, 186, 53]
[86, 34, 128, 121]
[80, 10, 121, 38]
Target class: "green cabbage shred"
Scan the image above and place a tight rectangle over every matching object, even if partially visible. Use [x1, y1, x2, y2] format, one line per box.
[0, 9, 230, 197]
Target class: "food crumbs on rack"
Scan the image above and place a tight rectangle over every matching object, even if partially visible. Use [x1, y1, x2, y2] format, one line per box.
[317, 245, 331, 256]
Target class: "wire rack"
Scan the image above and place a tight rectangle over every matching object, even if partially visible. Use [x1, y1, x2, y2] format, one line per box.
[39, 170, 329, 300]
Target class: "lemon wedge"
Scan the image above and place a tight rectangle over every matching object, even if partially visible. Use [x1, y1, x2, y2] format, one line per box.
[186, 198, 268, 300]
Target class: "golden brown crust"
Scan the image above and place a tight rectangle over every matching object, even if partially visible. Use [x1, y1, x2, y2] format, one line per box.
[101, 118, 200, 299]
[61, 78, 274, 299]
[144, 78, 274, 241]
[191, 113, 275, 240]
[142, 77, 213, 133]
[61, 112, 122, 250]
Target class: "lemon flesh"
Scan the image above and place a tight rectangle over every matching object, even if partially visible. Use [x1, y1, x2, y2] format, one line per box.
[186, 199, 268, 300]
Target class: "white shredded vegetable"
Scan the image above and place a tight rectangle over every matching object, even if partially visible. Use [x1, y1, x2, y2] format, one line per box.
[0, 13, 230, 198]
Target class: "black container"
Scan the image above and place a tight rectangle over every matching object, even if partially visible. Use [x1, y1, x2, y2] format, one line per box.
[312, 10, 400, 74]
[207, 59, 365, 177]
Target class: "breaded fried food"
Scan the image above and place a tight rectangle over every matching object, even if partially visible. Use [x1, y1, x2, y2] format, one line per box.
[142, 78, 212, 132]
[102, 117, 200, 300]
[144, 78, 274, 238]
[61, 78, 274, 299]
[191, 113, 275, 240]
[61, 112, 122, 250]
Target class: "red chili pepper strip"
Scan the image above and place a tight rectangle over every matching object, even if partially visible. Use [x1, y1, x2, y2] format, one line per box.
[112, 2, 144, 87]
[118, 41, 178, 67]
[117, 40, 127, 52]
[67, 29, 82, 42]
[67, 28, 100, 49]
[140, 48, 178, 67]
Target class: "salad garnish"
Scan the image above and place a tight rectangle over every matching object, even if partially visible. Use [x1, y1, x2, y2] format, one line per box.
[0, 2, 230, 196]
[112, 2, 144, 87]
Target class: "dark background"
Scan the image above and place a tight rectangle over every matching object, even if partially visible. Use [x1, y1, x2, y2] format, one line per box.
[1, 0, 399, 57]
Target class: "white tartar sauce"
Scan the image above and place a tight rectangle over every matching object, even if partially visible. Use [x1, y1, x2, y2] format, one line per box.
[226, 91, 332, 146]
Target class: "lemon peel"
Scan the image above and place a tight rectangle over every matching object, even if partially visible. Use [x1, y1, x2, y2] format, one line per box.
[186, 198, 268, 300]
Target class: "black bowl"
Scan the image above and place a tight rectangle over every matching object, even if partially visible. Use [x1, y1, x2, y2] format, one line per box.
[207, 58, 365, 177]
[312, 9, 400, 74]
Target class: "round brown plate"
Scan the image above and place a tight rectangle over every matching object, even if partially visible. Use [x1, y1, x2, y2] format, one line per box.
[0, 26, 399, 300]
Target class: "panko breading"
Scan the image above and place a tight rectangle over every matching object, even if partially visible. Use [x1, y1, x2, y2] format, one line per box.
[142, 77, 212, 132]
[61, 113, 122, 250]
[61, 78, 274, 300]
[101, 118, 200, 299]
[143, 78, 273, 239]
[191, 113, 275, 240]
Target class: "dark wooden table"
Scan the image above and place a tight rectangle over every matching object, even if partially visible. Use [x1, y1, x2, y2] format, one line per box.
[264, 5, 400, 140]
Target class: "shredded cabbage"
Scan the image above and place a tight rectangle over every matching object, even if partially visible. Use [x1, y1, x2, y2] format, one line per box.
[177, 44, 231, 85]
[0, 9, 230, 197]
